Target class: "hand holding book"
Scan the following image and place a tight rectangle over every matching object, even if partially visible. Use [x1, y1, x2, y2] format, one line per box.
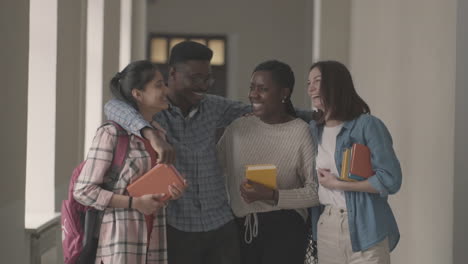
[241, 164, 278, 203]
[127, 164, 187, 202]
[133, 193, 166, 215]
[240, 179, 277, 204]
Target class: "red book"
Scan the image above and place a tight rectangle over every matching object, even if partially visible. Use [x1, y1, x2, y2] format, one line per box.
[127, 164, 185, 201]
[349, 143, 374, 179]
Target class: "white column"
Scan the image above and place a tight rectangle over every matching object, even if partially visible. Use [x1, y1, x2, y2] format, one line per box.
[84, 0, 105, 155]
[25, 0, 58, 229]
[120, 0, 132, 69]
[1, 0, 29, 261]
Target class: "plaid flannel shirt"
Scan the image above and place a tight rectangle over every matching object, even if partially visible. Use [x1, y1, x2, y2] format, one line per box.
[105, 95, 250, 232]
[73, 124, 167, 264]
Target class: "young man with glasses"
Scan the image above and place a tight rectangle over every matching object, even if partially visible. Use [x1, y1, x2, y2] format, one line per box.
[105, 41, 249, 264]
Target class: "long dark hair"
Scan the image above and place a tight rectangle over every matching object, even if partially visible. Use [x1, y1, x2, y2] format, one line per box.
[310, 60, 370, 124]
[253, 60, 297, 117]
[110, 60, 159, 110]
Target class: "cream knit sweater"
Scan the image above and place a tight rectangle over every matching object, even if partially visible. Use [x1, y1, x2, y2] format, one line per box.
[217, 116, 319, 221]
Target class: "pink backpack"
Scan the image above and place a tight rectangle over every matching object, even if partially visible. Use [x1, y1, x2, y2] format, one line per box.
[61, 121, 129, 264]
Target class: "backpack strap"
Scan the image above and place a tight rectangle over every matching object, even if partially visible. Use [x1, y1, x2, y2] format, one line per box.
[98, 121, 130, 191]
[106, 120, 129, 169]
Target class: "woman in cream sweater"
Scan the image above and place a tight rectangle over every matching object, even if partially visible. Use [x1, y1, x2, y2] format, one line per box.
[217, 60, 319, 264]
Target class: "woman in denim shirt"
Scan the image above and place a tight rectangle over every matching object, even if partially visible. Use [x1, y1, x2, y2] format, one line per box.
[307, 61, 401, 264]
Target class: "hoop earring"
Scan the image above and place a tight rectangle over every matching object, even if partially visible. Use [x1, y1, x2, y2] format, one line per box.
[281, 97, 287, 104]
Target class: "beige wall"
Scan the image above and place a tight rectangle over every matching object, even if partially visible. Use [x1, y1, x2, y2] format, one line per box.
[317, 0, 351, 66]
[146, 0, 313, 108]
[131, 0, 147, 61]
[0, 0, 29, 262]
[454, 0, 468, 262]
[348, 0, 457, 263]
[55, 0, 87, 211]
[102, 0, 122, 114]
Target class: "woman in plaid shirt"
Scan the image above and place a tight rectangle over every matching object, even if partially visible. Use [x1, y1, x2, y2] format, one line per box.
[74, 60, 186, 264]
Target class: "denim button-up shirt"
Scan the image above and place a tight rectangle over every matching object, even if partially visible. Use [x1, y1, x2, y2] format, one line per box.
[309, 114, 401, 252]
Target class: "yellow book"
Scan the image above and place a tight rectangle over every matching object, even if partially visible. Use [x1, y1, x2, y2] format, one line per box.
[245, 164, 277, 189]
[340, 148, 356, 182]
[340, 148, 349, 180]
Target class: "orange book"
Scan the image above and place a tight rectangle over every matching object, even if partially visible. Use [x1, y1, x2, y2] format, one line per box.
[349, 143, 374, 179]
[127, 164, 185, 201]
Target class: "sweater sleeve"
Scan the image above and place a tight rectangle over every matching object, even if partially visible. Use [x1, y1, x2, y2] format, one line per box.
[73, 125, 117, 210]
[216, 125, 229, 176]
[277, 127, 320, 209]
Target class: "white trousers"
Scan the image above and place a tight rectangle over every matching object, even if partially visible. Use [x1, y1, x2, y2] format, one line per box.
[317, 205, 390, 264]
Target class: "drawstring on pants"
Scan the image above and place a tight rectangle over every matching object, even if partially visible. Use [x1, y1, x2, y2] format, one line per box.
[244, 213, 258, 244]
